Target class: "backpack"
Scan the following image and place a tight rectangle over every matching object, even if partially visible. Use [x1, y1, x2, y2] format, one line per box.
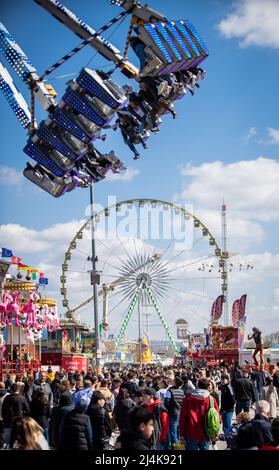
[205, 396, 220, 440]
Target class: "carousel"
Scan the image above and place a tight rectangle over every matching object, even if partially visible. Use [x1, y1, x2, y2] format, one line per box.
[0, 266, 60, 379]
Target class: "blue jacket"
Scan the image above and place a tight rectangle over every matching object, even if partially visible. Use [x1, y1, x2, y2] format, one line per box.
[72, 388, 93, 408]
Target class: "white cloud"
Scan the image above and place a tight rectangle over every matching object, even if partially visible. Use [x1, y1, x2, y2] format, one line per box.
[218, 0, 279, 49]
[193, 208, 264, 252]
[0, 166, 23, 186]
[267, 127, 279, 144]
[105, 167, 139, 182]
[243, 126, 257, 143]
[176, 158, 279, 223]
[274, 287, 279, 303]
[0, 220, 85, 256]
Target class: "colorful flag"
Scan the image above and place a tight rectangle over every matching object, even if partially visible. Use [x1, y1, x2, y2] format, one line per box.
[11, 256, 23, 264]
[18, 263, 29, 270]
[1, 248, 13, 258]
[232, 299, 240, 326]
[238, 294, 247, 320]
[32, 273, 37, 280]
[39, 277, 48, 285]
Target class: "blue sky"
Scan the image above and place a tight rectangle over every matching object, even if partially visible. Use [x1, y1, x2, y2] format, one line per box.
[0, 0, 279, 337]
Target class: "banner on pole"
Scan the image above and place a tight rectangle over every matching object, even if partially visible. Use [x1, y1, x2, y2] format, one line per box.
[232, 299, 240, 326]
[237, 316, 247, 349]
[211, 295, 224, 322]
[238, 294, 247, 320]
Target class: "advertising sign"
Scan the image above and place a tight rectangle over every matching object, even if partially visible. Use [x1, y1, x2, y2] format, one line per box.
[62, 355, 88, 372]
[211, 326, 239, 350]
[191, 333, 205, 352]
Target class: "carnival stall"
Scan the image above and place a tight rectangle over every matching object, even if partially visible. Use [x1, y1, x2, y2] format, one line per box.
[41, 318, 90, 373]
[0, 251, 61, 379]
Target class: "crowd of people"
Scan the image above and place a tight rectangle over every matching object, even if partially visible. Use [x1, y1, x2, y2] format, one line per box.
[0, 361, 278, 451]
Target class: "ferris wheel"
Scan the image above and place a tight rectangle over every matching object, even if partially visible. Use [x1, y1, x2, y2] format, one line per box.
[60, 199, 226, 352]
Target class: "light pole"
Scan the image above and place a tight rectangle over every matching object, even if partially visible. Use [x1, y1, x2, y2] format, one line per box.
[89, 183, 101, 374]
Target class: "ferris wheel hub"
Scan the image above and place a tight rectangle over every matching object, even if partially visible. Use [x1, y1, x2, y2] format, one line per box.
[136, 272, 152, 289]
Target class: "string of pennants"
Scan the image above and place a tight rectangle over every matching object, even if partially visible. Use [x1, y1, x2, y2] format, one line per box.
[1, 247, 48, 284]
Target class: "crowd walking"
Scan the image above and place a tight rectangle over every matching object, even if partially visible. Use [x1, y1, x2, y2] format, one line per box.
[0, 362, 279, 451]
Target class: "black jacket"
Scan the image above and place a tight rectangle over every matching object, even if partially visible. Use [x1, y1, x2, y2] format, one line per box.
[120, 429, 151, 451]
[2, 393, 30, 427]
[221, 384, 235, 412]
[26, 380, 53, 405]
[87, 403, 112, 450]
[50, 380, 61, 405]
[30, 398, 51, 429]
[164, 387, 185, 417]
[49, 392, 73, 449]
[233, 378, 257, 402]
[252, 414, 273, 445]
[60, 409, 92, 450]
[114, 398, 135, 430]
[49, 404, 74, 448]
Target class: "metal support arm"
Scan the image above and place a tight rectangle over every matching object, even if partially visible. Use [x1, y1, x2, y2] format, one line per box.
[35, 0, 138, 78]
[146, 287, 179, 354]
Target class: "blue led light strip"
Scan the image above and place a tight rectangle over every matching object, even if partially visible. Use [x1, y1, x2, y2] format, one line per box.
[155, 24, 182, 61]
[165, 22, 192, 59]
[184, 19, 209, 54]
[62, 89, 108, 127]
[0, 76, 30, 128]
[37, 125, 78, 160]
[0, 24, 36, 84]
[175, 21, 200, 57]
[51, 108, 90, 144]
[0, 29, 32, 65]
[77, 71, 119, 109]
[144, 24, 172, 63]
[23, 141, 64, 177]
[0, 37, 32, 81]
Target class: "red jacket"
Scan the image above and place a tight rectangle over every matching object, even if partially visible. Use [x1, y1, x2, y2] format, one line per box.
[144, 399, 169, 443]
[261, 446, 279, 451]
[179, 391, 220, 441]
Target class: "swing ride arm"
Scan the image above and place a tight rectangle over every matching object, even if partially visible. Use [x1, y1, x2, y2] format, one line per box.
[146, 287, 180, 354]
[35, 0, 138, 78]
[110, 0, 166, 23]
